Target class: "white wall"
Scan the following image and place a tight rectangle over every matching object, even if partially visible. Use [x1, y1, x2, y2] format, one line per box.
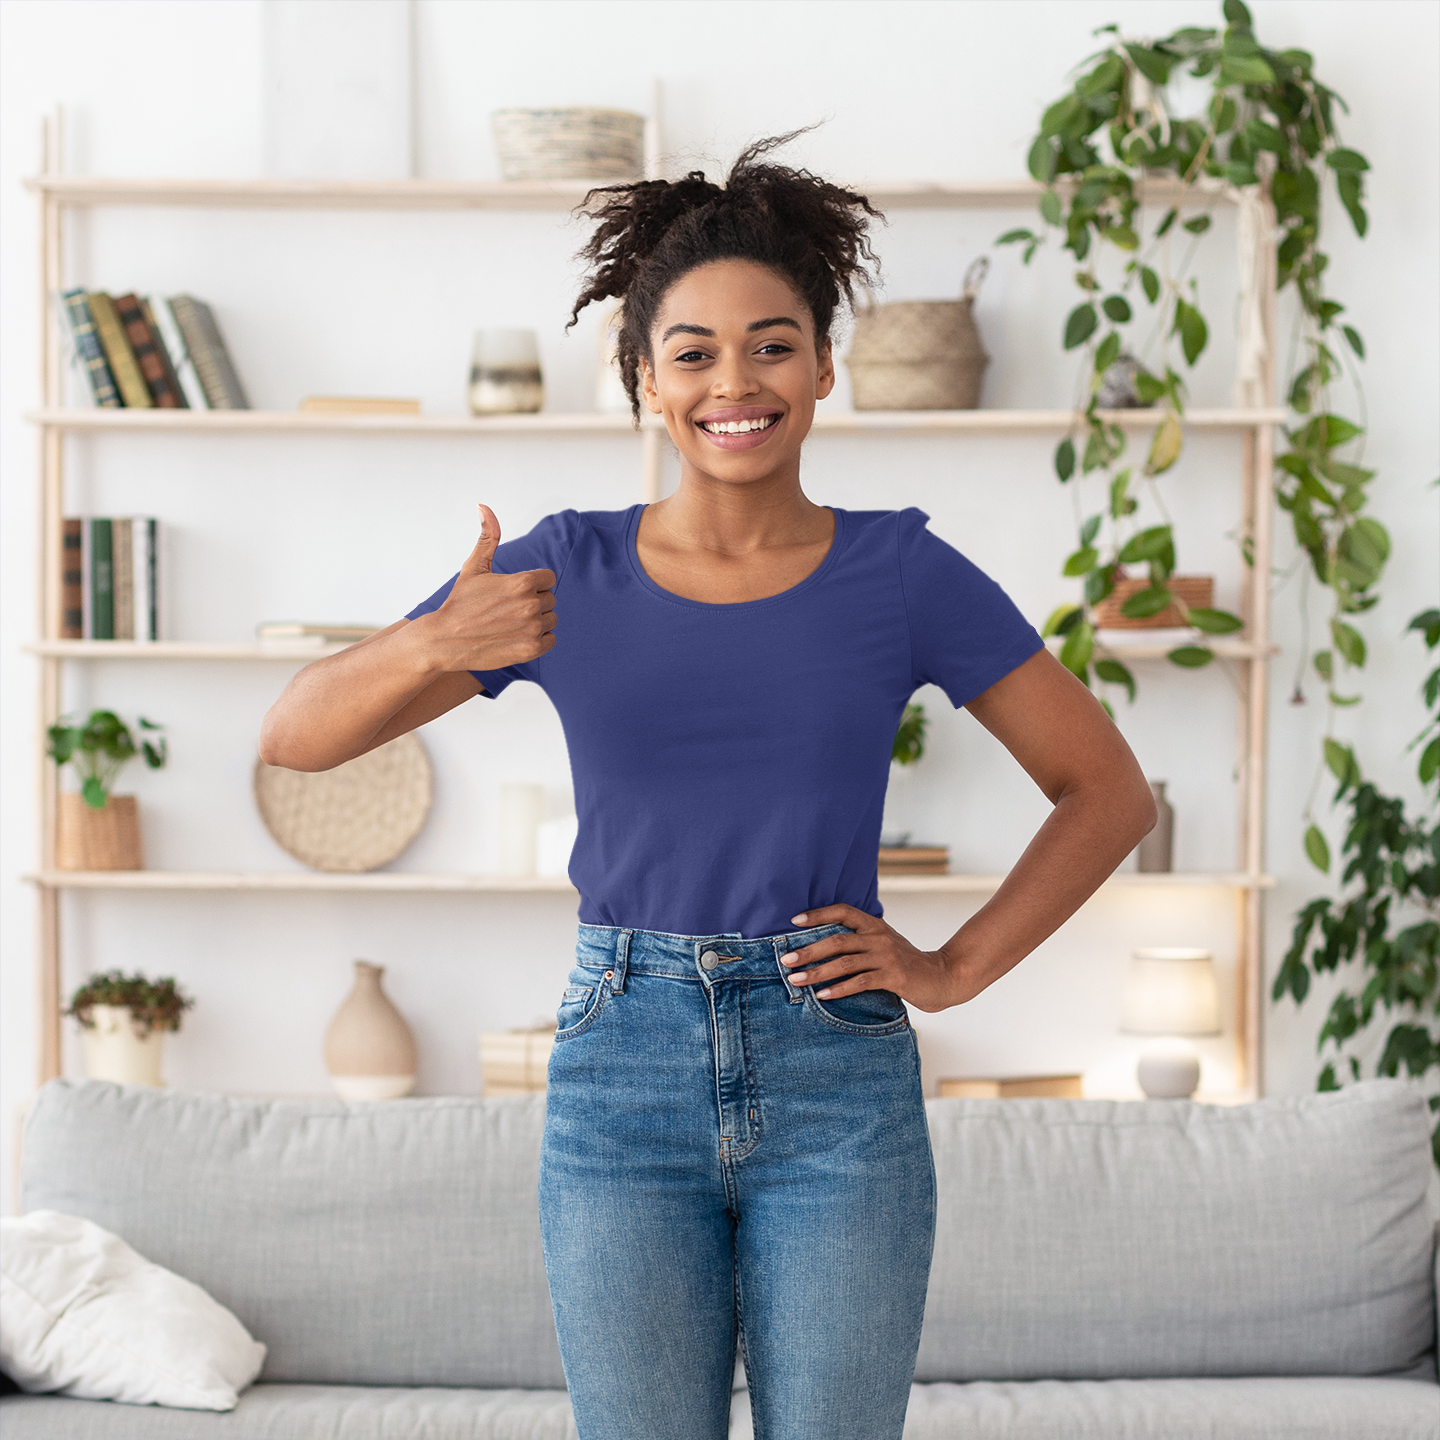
[2, 0, 1436, 1209]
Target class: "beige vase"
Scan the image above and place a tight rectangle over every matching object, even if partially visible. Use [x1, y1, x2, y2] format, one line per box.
[81, 1004, 165, 1086]
[323, 961, 416, 1101]
[56, 794, 142, 870]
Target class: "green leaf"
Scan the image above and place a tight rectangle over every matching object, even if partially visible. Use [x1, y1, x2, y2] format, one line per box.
[1244, 118, 1285, 153]
[1223, 0, 1254, 23]
[81, 776, 107, 809]
[1155, 208, 1178, 239]
[1420, 737, 1440, 785]
[1124, 43, 1174, 84]
[1326, 147, 1370, 173]
[1041, 603, 1083, 638]
[1140, 266, 1160, 304]
[1328, 692, 1361, 707]
[1331, 620, 1367, 667]
[1121, 586, 1174, 620]
[1101, 295, 1131, 323]
[1187, 607, 1244, 634]
[1133, 370, 1167, 405]
[1339, 518, 1390, 584]
[1168, 645, 1214, 668]
[1054, 437, 1076, 481]
[1094, 658, 1136, 702]
[1173, 298, 1208, 365]
[1094, 331, 1121, 373]
[1117, 524, 1174, 564]
[1063, 545, 1100, 577]
[1313, 649, 1333, 681]
[1182, 214, 1212, 234]
[1079, 514, 1101, 546]
[1040, 189, 1064, 226]
[997, 228, 1036, 246]
[1145, 411, 1184, 474]
[1220, 53, 1276, 86]
[1059, 618, 1095, 679]
[1108, 469, 1136, 519]
[1409, 608, 1440, 648]
[1341, 325, 1364, 359]
[1304, 824, 1331, 872]
[1104, 225, 1140, 251]
[1028, 135, 1058, 183]
[1040, 94, 1084, 138]
[1064, 303, 1098, 350]
[1323, 737, 1359, 786]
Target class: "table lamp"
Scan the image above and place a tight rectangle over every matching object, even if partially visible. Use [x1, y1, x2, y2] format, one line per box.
[1120, 947, 1221, 1099]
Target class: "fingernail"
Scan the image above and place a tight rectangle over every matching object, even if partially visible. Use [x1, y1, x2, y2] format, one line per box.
[791, 914, 807, 925]
[791, 976, 808, 985]
[817, 988, 832, 998]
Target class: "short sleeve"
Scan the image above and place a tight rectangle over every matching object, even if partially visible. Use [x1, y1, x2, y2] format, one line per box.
[405, 509, 581, 699]
[897, 507, 1044, 709]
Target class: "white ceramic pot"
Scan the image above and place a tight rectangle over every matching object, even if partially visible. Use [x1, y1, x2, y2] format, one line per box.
[324, 960, 417, 1101]
[81, 1004, 165, 1086]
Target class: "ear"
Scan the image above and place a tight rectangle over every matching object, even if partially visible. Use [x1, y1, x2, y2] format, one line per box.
[639, 356, 663, 414]
[815, 335, 836, 401]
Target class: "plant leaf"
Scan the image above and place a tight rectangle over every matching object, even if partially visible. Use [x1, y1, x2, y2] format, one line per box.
[1102, 295, 1132, 323]
[1313, 649, 1333, 680]
[81, 776, 107, 809]
[1117, 524, 1174, 564]
[1063, 545, 1100, 577]
[1064, 303, 1098, 350]
[1144, 411, 1184, 474]
[1095, 657, 1136, 702]
[1168, 645, 1214, 668]
[1187, 607, 1244, 634]
[998, 228, 1036, 245]
[1420, 737, 1440, 785]
[1304, 824, 1331, 872]
[1173, 298, 1208, 365]
[1326, 147, 1369, 173]
[1182, 215, 1212, 234]
[1140, 266, 1160, 304]
[1155, 208, 1178, 239]
[1220, 53, 1276, 85]
[1040, 189, 1064, 226]
[1059, 618, 1095, 679]
[1054, 437, 1076, 481]
[1323, 737, 1359, 787]
[1330, 619, 1367, 667]
[1122, 586, 1174, 619]
[1079, 514, 1102, 546]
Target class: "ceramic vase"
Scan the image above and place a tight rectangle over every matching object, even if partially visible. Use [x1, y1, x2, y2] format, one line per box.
[324, 961, 416, 1101]
[1137, 781, 1175, 873]
[57, 794, 142, 870]
[81, 1004, 165, 1086]
[468, 329, 543, 415]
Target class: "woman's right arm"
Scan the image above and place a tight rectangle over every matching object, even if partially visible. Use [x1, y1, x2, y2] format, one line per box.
[258, 505, 557, 773]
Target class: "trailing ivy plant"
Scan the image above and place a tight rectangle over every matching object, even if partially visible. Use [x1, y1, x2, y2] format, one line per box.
[1272, 612, 1440, 1164]
[999, 0, 1383, 720]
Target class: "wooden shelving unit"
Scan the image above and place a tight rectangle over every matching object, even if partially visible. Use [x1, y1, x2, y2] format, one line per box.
[24, 144, 1278, 1099]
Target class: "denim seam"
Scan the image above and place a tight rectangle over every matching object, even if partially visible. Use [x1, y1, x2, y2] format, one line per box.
[803, 987, 911, 1037]
[728, 981, 762, 1163]
[552, 974, 612, 1041]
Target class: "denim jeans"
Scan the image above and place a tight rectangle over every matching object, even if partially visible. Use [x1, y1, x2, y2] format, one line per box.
[539, 922, 937, 1440]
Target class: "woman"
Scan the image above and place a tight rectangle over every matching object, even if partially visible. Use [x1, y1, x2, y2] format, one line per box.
[259, 137, 1156, 1440]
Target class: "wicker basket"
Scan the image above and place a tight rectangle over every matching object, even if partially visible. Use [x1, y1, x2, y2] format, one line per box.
[56, 794, 142, 870]
[846, 258, 990, 411]
[491, 108, 645, 182]
[1091, 575, 1215, 629]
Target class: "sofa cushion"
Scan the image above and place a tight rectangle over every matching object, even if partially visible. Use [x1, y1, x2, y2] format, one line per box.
[21, 1083, 564, 1389]
[915, 1080, 1438, 1382]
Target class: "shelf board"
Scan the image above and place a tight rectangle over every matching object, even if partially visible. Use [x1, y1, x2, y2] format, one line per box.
[27, 869, 1276, 894]
[24, 640, 351, 660]
[1044, 634, 1278, 661]
[26, 406, 1286, 436]
[24, 175, 1240, 212]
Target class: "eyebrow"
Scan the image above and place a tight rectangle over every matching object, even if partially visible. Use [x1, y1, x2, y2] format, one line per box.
[660, 316, 803, 343]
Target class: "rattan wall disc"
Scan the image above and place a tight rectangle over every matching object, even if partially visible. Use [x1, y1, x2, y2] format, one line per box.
[254, 733, 433, 873]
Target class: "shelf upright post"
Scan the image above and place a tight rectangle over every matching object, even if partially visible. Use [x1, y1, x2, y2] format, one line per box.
[36, 110, 66, 1085]
[638, 80, 666, 506]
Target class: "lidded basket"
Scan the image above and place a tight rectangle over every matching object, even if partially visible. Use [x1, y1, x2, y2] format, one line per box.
[846, 257, 990, 411]
[490, 107, 645, 182]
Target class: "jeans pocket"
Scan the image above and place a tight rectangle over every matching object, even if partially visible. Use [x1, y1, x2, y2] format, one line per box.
[555, 977, 608, 1040]
[805, 985, 910, 1036]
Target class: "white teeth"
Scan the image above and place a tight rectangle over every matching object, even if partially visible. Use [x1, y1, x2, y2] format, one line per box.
[702, 416, 775, 435]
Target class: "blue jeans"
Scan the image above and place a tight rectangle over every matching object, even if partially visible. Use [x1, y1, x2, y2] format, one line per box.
[539, 922, 936, 1440]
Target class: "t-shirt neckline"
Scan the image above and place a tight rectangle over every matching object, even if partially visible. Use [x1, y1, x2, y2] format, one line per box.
[624, 502, 847, 611]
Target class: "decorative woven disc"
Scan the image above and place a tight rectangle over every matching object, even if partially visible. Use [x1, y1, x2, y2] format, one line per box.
[253, 733, 433, 873]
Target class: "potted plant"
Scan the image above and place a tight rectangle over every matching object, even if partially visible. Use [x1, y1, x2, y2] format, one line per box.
[881, 703, 928, 848]
[67, 970, 193, 1087]
[47, 710, 166, 870]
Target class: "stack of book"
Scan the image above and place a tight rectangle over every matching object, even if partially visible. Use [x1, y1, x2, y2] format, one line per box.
[479, 1026, 556, 1096]
[64, 518, 160, 641]
[256, 623, 379, 648]
[61, 290, 249, 410]
[878, 844, 949, 875]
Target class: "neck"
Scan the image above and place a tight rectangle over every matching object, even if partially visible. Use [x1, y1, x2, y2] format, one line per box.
[654, 460, 827, 552]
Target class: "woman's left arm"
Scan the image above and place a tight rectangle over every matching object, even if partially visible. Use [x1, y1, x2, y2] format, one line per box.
[784, 649, 1157, 1013]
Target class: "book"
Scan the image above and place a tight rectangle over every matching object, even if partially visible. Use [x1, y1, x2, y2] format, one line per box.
[144, 295, 207, 409]
[89, 518, 115, 640]
[938, 1075, 1084, 1100]
[113, 518, 134, 639]
[59, 290, 120, 408]
[138, 298, 190, 409]
[114, 293, 183, 408]
[299, 396, 421, 415]
[134, 517, 158, 642]
[85, 292, 152, 409]
[168, 295, 250, 409]
[878, 844, 949, 875]
[61, 518, 84, 638]
[257, 622, 379, 646]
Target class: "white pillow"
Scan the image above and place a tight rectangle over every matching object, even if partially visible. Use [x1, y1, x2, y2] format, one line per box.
[0, 1210, 265, 1410]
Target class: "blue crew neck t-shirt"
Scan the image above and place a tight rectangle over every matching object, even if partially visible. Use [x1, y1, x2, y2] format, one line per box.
[407, 503, 1043, 939]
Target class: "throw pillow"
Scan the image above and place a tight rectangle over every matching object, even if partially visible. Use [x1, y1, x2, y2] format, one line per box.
[0, 1210, 265, 1410]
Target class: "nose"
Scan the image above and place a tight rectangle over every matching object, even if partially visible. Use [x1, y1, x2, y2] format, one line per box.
[710, 350, 761, 400]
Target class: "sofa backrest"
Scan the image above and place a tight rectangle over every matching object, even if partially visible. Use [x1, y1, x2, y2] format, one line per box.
[21, 1082, 564, 1389]
[915, 1080, 1438, 1382]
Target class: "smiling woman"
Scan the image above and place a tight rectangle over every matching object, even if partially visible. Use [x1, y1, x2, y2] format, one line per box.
[258, 132, 1157, 1440]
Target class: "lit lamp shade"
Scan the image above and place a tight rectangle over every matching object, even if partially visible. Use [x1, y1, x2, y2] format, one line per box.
[1120, 948, 1221, 1100]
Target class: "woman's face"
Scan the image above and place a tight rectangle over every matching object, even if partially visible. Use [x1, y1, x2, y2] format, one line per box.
[641, 259, 834, 486]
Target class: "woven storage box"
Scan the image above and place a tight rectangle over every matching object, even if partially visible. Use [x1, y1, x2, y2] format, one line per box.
[1091, 575, 1215, 629]
[491, 108, 644, 182]
[847, 258, 989, 411]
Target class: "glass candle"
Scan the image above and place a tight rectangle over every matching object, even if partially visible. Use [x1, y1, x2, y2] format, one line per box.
[469, 328, 544, 415]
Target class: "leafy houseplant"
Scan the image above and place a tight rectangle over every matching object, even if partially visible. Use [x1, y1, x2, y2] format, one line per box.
[1272, 612, 1440, 1163]
[892, 703, 928, 767]
[67, 969, 194, 1088]
[999, 0, 1381, 717]
[882, 704, 929, 849]
[46, 710, 166, 809]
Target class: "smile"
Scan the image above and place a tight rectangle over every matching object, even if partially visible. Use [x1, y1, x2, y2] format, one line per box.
[698, 414, 779, 435]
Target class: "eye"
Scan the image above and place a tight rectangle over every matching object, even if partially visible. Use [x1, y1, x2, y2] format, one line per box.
[674, 349, 709, 364]
[757, 342, 794, 356]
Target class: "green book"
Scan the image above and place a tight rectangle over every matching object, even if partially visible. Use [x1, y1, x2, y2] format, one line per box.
[90, 518, 114, 640]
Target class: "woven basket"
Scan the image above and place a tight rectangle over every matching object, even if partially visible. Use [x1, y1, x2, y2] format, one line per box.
[253, 733, 432, 873]
[846, 258, 990, 411]
[1091, 575, 1215, 629]
[56, 794, 142, 870]
[491, 108, 645, 182]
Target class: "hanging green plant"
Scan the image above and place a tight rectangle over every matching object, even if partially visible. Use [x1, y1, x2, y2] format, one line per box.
[999, 0, 1382, 718]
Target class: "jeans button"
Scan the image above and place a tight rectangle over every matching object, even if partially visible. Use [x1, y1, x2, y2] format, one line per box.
[699, 950, 719, 971]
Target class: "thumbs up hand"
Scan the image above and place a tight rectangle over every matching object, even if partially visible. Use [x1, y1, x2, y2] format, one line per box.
[416, 504, 558, 673]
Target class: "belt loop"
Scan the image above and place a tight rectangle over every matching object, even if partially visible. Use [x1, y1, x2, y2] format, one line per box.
[610, 930, 632, 994]
[774, 939, 804, 1004]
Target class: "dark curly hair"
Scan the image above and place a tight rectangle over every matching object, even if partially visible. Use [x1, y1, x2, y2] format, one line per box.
[569, 132, 883, 422]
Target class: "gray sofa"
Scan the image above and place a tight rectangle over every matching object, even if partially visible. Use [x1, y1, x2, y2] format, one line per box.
[3, 1077, 1437, 1438]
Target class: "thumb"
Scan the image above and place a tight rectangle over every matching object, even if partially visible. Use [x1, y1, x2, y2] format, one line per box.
[459, 503, 501, 576]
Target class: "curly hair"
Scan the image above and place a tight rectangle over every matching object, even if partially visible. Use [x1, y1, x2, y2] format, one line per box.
[569, 132, 883, 422]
